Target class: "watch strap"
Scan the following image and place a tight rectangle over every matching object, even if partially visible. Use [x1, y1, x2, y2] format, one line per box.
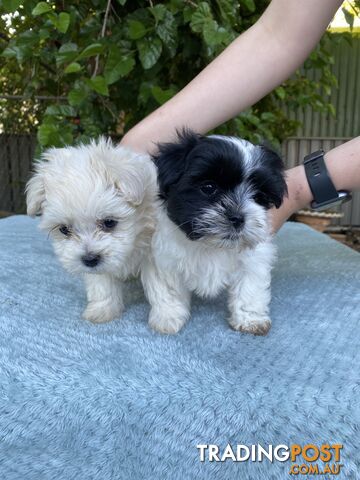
[303, 150, 339, 206]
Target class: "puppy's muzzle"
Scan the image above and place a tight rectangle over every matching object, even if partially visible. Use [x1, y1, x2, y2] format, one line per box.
[82, 253, 101, 268]
[228, 213, 245, 230]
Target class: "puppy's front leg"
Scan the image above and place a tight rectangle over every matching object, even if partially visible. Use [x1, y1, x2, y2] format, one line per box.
[83, 274, 124, 324]
[228, 242, 274, 336]
[141, 259, 190, 334]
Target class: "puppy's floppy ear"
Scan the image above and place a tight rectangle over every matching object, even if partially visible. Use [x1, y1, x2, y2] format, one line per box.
[109, 147, 157, 207]
[250, 145, 288, 209]
[152, 128, 200, 198]
[25, 162, 46, 217]
[26, 147, 65, 217]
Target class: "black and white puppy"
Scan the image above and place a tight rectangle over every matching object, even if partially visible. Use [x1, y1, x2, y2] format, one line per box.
[141, 130, 287, 335]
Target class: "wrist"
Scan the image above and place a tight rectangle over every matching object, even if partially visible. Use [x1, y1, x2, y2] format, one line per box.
[288, 137, 360, 213]
[287, 165, 313, 213]
[270, 165, 311, 233]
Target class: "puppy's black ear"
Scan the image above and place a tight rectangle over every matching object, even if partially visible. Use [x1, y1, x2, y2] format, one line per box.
[250, 145, 288, 209]
[152, 129, 200, 199]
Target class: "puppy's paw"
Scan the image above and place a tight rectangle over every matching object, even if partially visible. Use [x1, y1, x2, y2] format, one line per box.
[83, 300, 123, 324]
[148, 308, 187, 335]
[229, 310, 271, 336]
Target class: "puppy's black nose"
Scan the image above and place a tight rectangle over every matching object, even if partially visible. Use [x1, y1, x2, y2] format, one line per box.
[229, 214, 245, 230]
[82, 253, 101, 268]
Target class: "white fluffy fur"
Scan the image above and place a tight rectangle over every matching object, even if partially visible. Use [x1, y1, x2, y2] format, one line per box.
[26, 138, 157, 324]
[142, 208, 274, 335]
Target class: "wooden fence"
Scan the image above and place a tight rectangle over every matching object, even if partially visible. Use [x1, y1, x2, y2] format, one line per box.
[0, 134, 36, 214]
[0, 133, 359, 226]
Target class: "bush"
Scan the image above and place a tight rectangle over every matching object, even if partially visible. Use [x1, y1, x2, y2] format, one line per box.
[0, 0, 344, 148]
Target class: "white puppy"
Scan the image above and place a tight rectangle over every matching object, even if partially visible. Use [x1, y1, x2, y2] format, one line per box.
[26, 138, 157, 324]
[141, 131, 287, 335]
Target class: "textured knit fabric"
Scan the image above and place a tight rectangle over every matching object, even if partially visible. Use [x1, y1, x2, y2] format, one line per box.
[0, 215, 359, 480]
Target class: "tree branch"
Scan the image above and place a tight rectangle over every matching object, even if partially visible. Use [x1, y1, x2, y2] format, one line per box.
[0, 95, 67, 101]
[93, 0, 112, 78]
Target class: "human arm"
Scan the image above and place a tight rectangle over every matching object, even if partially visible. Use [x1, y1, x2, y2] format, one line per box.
[121, 0, 343, 154]
[271, 136, 360, 232]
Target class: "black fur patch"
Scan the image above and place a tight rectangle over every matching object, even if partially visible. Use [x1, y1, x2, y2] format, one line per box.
[248, 145, 288, 209]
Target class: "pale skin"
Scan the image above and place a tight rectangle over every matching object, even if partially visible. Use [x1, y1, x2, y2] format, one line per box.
[121, 0, 360, 232]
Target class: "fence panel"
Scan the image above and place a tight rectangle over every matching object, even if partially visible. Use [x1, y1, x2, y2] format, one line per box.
[0, 134, 36, 214]
[0, 135, 12, 212]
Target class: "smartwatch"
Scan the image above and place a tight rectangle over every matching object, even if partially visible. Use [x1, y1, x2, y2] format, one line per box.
[303, 150, 352, 211]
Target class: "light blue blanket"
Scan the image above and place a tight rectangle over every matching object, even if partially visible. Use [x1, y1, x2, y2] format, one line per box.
[0, 215, 359, 479]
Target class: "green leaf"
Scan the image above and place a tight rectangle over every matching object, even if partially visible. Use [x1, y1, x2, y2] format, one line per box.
[16, 30, 39, 48]
[342, 7, 354, 29]
[39, 28, 51, 40]
[1, 44, 18, 58]
[68, 87, 88, 106]
[156, 10, 178, 56]
[128, 20, 147, 40]
[64, 62, 82, 74]
[55, 12, 70, 33]
[32, 2, 53, 16]
[1, 43, 31, 63]
[241, 0, 256, 12]
[88, 76, 109, 96]
[216, 0, 239, 26]
[116, 0, 127, 4]
[138, 81, 154, 106]
[328, 103, 336, 117]
[275, 86, 286, 100]
[151, 85, 176, 105]
[137, 37, 162, 70]
[37, 121, 73, 147]
[2, 0, 22, 13]
[203, 20, 231, 46]
[150, 4, 167, 23]
[45, 105, 76, 116]
[56, 43, 78, 66]
[77, 43, 104, 59]
[183, 6, 194, 24]
[190, 2, 212, 33]
[246, 113, 260, 126]
[104, 49, 135, 84]
[37, 122, 57, 146]
[261, 112, 276, 122]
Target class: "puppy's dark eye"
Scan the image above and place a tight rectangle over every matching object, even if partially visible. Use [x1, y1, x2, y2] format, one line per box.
[200, 183, 218, 196]
[100, 218, 118, 231]
[59, 225, 71, 237]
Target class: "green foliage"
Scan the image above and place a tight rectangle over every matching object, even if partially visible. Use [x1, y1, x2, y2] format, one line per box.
[0, 0, 355, 148]
[342, 0, 360, 30]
